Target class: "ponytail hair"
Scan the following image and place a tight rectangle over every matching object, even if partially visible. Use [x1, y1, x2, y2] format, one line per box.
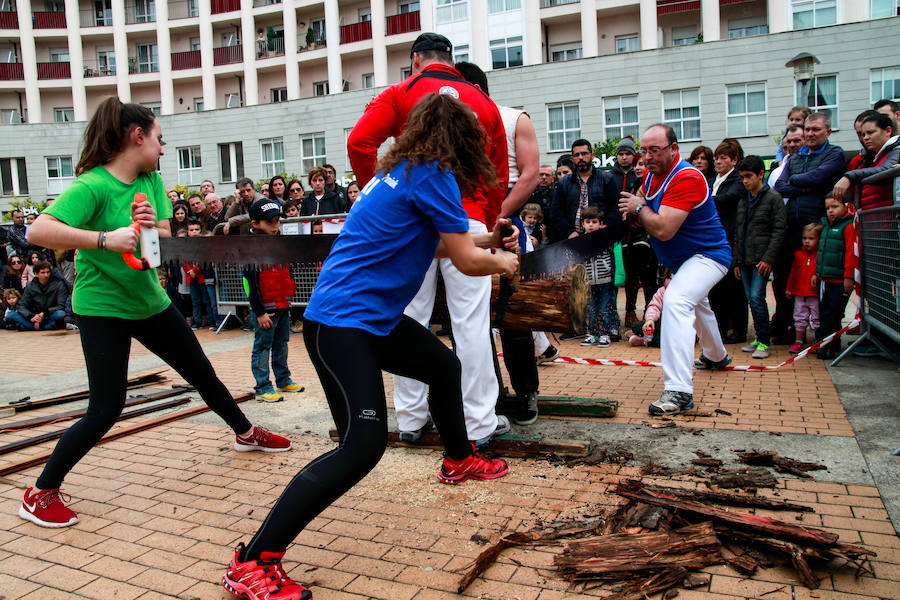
[76, 97, 156, 176]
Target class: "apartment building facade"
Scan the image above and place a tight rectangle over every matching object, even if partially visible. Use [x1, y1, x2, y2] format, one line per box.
[0, 0, 898, 203]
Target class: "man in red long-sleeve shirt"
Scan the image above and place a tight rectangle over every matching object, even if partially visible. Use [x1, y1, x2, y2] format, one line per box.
[348, 33, 510, 446]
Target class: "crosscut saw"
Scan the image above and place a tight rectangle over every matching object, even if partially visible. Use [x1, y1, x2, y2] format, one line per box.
[158, 234, 338, 270]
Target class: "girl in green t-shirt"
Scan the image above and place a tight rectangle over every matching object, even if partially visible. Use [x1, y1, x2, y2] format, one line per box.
[18, 98, 292, 530]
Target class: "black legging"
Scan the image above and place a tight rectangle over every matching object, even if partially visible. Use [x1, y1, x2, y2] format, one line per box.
[36, 304, 252, 490]
[243, 316, 471, 560]
[623, 243, 658, 313]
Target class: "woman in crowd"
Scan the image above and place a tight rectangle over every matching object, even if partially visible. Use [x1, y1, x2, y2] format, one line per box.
[287, 178, 304, 210]
[221, 93, 517, 600]
[20, 97, 290, 529]
[688, 146, 715, 184]
[301, 167, 343, 216]
[555, 155, 575, 179]
[171, 200, 189, 236]
[268, 175, 289, 204]
[346, 180, 361, 206]
[633, 156, 646, 180]
[834, 111, 900, 210]
[3, 255, 26, 293]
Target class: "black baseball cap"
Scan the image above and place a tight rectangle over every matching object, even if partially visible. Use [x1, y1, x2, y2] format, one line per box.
[410, 32, 452, 58]
[249, 199, 282, 222]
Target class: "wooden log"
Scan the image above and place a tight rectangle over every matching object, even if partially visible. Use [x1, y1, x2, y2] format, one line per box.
[634, 482, 814, 512]
[710, 467, 778, 489]
[0, 393, 252, 476]
[734, 450, 827, 478]
[612, 483, 840, 547]
[6, 370, 167, 411]
[497, 394, 619, 418]
[431, 265, 589, 334]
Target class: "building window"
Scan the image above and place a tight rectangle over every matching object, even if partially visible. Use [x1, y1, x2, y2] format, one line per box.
[792, 0, 837, 29]
[490, 36, 523, 70]
[547, 102, 581, 152]
[177, 146, 202, 185]
[399, 2, 419, 14]
[46, 0, 64, 10]
[271, 87, 288, 103]
[870, 0, 900, 18]
[453, 44, 469, 63]
[344, 127, 353, 171]
[362, 73, 374, 89]
[49, 48, 69, 63]
[222, 32, 239, 47]
[54, 108, 74, 122]
[0, 109, 22, 124]
[551, 45, 582, 62]
[663, 88, 701, 141]
[134, 0, 155, 23]
[136, 43, 158, 72]
[189, 0, 199, 17]
[871, 67, 900, 102]
[488, 0, 520, 13]
[46, 156, 74, 195]
[194, 97, 204, 111]
[726, 83, 767, 137]
[225, 93, 241, 108]
[0, 157, 28, 196]
[93, 0, 112, 26]
[260, 138, 285, 178]
[143, 103, 161, 116]
[400, 66, 412, 80]
[313, 81, 329, 97]
[615, 35, 638, 53]
[797, 74, 838, 125]
[358, 7, 371, 21]
[604, 95, 639, 141]
[300, 133, 326, 174]
[727, 18, 769, 38]
[436, 0, 467, 24]
[97, 49, 115, 75]
[310, 19, 325, 44]
[190, 37, 201, 51]
[671, 25, 697, 46]
[219, 142, 244, 183]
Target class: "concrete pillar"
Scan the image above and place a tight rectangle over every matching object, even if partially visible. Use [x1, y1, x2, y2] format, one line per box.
[324, 0, 342, 94]
[768, 0, 788, 33]
[700, 0, 720, 42]
[156, 0, 174, 114]
[241, 0, 258, 105]
[580, 0, 598, 58]
[283, 0, 300, 99]
[639, 0, 658, 50]
[471, 0, 488, 70]
[112, 0, 130, 101]
[64, 0, 87, 121]
[16, 0, 41, 122]
[199, 0, 216, 109]
[524, 0, 541, 65]
[371, 0, 388, 86]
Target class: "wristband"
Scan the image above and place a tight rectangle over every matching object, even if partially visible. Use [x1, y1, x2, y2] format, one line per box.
[98, 230, 107, 251]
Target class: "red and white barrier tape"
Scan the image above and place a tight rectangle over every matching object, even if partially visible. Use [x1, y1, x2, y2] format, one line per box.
[519, 318, 860, 372]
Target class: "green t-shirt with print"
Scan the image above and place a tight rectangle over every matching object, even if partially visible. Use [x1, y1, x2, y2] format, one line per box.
[44, 166, 173, 319]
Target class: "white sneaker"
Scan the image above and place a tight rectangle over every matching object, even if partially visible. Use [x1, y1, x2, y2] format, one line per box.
[595, 335, 611, 348]
[741, 340, 759, 352]
[751, 343, 771, 359]
[474, 415, 511, 448]
[580, 335, 598, 346]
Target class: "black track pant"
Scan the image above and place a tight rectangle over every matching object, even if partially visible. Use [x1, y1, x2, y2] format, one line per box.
[243, 316, 471, 559]
[623, 243, 658, 313]
[36, 304, 252, 490]
[499, 329, 538, 398]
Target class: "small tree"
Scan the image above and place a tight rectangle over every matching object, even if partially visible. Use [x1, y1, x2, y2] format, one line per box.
[3, 197, 45, 221]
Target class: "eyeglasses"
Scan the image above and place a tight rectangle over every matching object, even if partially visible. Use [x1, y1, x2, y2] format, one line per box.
[639, 143, 674, 156]
[10, 260, 22, 265]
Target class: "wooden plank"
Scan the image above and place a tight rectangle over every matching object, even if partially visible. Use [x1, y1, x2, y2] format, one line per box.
[329, 429, 591, 458]
[0, 393, 252, 477]
[497, 395, 619, 418]
[6, 370, 168, 412]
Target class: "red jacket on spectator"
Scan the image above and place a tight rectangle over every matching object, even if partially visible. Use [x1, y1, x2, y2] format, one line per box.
[182, 261, 204, 285]
[347, 63, 509, 228]
[786, 248, 818, 297]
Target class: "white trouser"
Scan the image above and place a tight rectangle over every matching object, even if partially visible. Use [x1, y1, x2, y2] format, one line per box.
[532, 331, 550, 356]
[660, 254, 728, 394]
[393, 219, 499, 441]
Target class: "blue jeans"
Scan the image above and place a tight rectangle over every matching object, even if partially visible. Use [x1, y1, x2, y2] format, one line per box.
[251, 308, 292, 394]
[588, 282, 617, 336]
[204, 283, 221, 326]
[740, 266, 770, 346]
[189, 280, 213, 326]
[5, 309, 66, 330]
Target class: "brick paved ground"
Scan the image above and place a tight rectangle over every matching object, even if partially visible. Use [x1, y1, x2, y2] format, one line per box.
[0, 316, 896, 599]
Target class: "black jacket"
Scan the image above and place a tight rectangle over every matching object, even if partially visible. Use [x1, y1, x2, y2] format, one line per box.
[18, 277, 68, 319]
[300, 189, 343, 217]
[712, 169, 744, 244]
[774, 142, 846, 240]
[732, 185, 787, 267]
[550, 169, 622, 240]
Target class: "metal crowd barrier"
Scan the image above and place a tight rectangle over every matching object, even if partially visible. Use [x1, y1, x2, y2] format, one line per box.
[832, 165, 900, 365]
[213, 213, 347, 330]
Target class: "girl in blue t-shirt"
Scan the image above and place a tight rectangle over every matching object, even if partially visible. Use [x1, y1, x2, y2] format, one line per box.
[223, 94, 520, 600]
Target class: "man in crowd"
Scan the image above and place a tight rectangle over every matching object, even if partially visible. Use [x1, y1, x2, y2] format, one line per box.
[619, 124, 733, 416]
[7, 209, 29, 257]
[14, 260, 68, 330]
[874, 99, 900, 127]
[188, 193, 206, 218]
[200, 179, 215, 196]
[205, 193, 225, 229]
[773, 112, 846, 344]
[348, 32, 509, 447]
[551, 139, 621, 240]
[322, 164, 348, 211]
[529, 165, 556, 234]
[223, 177, 267, 235]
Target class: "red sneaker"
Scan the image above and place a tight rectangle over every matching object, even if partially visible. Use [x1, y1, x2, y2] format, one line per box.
[19, 487, 78, 528]
[234, 426, 292, 453]
[223, 544, 312, 600]
[438, 444, 509, 485]
[789, 342, 805, 354]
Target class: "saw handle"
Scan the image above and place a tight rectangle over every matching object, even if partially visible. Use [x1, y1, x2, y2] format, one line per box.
[122, 193, 157, 271]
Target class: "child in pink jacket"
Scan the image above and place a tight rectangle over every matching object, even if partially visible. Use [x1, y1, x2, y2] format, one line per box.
[624, 277, 670, 347]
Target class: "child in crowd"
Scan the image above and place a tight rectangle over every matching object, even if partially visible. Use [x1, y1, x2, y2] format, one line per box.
[624, 275, 669, 347]
[732, 156, 786, 359]
[3, 288, 22, 330]
[310, 220, 324, 235]
[282, 199, 300, 218]
[520, 203, 546, 249]
[580, 206, 616, 348]
[814, 196, 858, 360]
[244, 199, 304, 402]
[183, 220, 215, 330]
[786, 223, 823, 353]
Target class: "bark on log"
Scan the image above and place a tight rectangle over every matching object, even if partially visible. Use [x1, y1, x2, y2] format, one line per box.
[734, 450, 827, 479]
[635, 482, 814, 512]
[431, 264, 589, 334]
[710, 467, 778, 489]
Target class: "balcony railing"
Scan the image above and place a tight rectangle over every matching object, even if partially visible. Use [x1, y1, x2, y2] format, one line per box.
[37, 61, 71, 79]
[213, 45, 243, 65]
[257, 36, 285, 58]
[340, 20, 372, 44]
[210, 0, 240, 15]
[82, 59, 116, 77]
[0, 11, 17, 28]
[33, 10, 66, 28]
[386, 11, 420, 36]
[253, 0, 281, 6]
[540, 0, 579, 6]
[0, 63, 24, 80]
[171, 49, 201, 70]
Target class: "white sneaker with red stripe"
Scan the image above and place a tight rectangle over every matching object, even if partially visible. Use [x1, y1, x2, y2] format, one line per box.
[234, 425, 292, 452]
[19, 487, 78, 528]
[223, 544, 312, 600]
